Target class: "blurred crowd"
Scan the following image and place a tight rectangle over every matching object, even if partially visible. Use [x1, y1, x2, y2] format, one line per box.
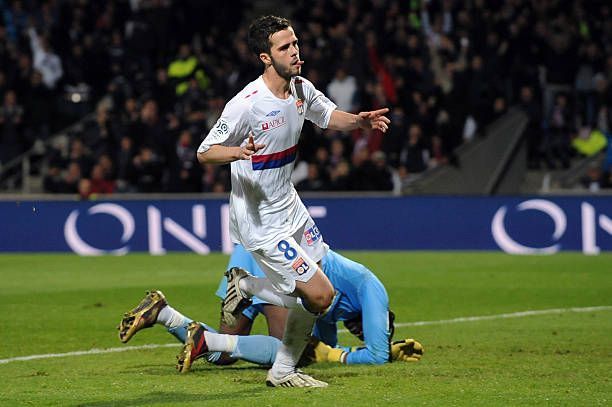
[0, 0, 611, 197]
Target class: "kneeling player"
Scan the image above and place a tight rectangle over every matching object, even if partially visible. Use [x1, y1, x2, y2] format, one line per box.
[117, 246, 423, 370]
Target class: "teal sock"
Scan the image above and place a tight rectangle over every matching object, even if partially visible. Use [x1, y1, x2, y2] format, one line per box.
[167, 320, 217, 343]
[230, 335, 281, 366]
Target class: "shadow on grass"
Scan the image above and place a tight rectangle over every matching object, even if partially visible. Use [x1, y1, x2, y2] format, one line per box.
[76, 389, 265, 407]
[121, 363, 269, 376]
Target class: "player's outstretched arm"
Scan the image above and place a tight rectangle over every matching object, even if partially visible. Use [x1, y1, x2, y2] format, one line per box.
[198, 135, 265, 165]
[327, 108, 390, 133]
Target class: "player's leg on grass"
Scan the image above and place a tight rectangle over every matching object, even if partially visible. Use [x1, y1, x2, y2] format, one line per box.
[177, 321, 283, 372]
[208, 303, 287, 366]
[205, 304, 288, 368]
[221, 224, 334, 387]
[214, 244, 289, 363]
[255, 239, 333, 387]
[118, 290, 168, 343]
[262, 304, 288, 339]
[181, 291, 298, 373]
[221, 264, 332, 386]
[206, 308, 256, 366]
[117, 290, 215, 343]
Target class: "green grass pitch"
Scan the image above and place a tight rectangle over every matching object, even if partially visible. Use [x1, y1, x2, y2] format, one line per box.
[0, 252, 611, 406]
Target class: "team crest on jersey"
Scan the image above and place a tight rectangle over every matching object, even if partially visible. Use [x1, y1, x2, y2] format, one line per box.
[261, 115, 287, 131]
[304, 225, 321, 246]
[212, 118, 229, 136]
[266, 110, 281, 117]
[292, 257, 310, 275]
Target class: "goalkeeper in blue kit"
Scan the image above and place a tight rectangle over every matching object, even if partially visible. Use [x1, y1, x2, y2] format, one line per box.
[118, 245, 423, 370]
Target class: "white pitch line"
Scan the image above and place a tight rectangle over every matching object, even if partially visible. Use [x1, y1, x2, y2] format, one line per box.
[390, 305, 612, 328]
[1, 305, 610, 366]
[0, 343, 180, 365]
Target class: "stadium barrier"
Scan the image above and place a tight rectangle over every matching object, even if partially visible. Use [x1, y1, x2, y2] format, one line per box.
[1, 195, 610, 255]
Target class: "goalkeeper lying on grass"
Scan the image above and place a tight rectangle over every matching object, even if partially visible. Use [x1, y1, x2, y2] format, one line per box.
[118, 245, 423, 371]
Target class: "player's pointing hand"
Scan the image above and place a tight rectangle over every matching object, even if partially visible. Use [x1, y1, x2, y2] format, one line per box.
[358, 108, 391, 133]
[240, 134, 266, 160]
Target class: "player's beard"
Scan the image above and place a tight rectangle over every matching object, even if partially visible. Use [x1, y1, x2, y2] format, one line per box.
[271, 56, 300, 80]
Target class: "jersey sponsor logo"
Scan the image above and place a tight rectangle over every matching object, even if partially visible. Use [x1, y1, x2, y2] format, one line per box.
[261, 115, 287, 131]
[252, 144, 298, 170]
[266, 110, 281, 117]
[292, 257, 310, 275]
[304, 225, 321, 245]
[212, 118, 229, 136]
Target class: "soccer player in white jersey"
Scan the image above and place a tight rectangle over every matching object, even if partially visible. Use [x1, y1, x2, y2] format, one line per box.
[197, 15, 390, 388]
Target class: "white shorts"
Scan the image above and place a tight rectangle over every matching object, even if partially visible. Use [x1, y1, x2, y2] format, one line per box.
[251, 220, 328, 294]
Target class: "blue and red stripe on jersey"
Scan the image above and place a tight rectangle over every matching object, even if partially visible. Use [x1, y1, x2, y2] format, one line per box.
[251, 145, 298, 170]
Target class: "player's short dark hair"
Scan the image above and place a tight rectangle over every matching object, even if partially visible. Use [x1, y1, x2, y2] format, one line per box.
[247, 15, 292, 56]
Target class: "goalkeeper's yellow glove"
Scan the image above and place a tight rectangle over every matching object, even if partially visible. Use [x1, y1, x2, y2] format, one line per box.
[391, 338, 424, 362]
[301, 338, 349, 364]
[311, 339, 333, 362]
[326, 347, 348, 363]
[299, 338, 333, 365]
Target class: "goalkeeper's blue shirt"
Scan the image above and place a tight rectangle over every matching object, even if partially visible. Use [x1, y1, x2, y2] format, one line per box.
[216, 245, 391, 364]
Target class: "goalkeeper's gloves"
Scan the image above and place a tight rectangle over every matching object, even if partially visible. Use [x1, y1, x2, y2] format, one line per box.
[311, 339, 349, 363]
[299, 338, 348, 365]
[391, 338, 424, 362]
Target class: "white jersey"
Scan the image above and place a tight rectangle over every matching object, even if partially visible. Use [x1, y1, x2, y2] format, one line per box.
[198, 76, 337, 250]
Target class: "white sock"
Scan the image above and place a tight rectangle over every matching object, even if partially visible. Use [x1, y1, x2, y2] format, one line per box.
[239, 276, 302, 309]
[203, 331, 238, 353]
[270, 307, 316, 378]
[156, 305, 187, 329]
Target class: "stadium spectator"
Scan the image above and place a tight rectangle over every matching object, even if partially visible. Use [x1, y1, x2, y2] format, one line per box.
[327, 66, 358, 113]
[82, 105, 115, 158]
[401, 123, 429, 174]
[167, 129, 201, 193]
[77, 177, 92, 200]
[89, 163, 115, 196]
[349, 146, 380, 190]
[0, 0, 610, 194]
[27, 26, 62, 90]
[0, 89, 25, 164]
[329, 159, 351, 191]
[544, 93, 573, 169]
[167, 44, 209, 97]
[58, 161, 81, 194]
[115, 136, 136, 193]
[23, 70, 52, 146]
[132, 145, 163, 193]
[42, 162, 63, 193]
[429, 134, 449, 168]
[296, 163, 329, 192]
[370, 150, 394, 191]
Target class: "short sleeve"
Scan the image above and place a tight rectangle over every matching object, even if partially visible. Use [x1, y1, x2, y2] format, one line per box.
[301, 78, 337, 129]
[198, 98, 251, 153]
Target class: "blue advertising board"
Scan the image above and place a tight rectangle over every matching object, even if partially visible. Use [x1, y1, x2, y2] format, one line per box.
[1, 196, 611, 254]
